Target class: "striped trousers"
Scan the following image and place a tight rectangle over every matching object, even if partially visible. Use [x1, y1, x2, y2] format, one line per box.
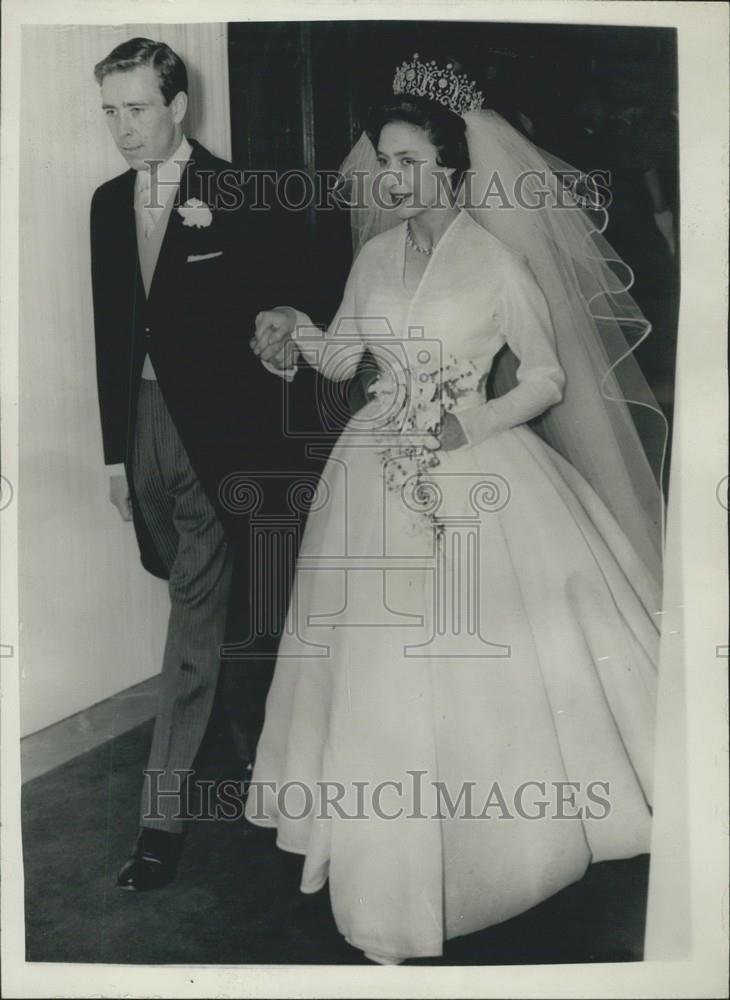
[133, 380, 234, 833]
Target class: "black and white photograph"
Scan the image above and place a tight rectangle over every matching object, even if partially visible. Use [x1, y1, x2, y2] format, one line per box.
[1, 1, 727, 996]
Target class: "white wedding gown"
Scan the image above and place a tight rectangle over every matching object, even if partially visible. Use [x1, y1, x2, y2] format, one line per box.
[245, 211, 659, 963]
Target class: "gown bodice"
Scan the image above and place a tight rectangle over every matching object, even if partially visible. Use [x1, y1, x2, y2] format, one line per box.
[292, 210, 566, 440]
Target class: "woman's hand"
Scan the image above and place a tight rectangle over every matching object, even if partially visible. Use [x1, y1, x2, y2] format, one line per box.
[436, 412, 469, 451]
[396, 413, 468, 453]
[250, 307, 297, 369]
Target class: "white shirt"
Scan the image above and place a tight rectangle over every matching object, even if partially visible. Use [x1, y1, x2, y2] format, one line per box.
[134, 135, 193, 237]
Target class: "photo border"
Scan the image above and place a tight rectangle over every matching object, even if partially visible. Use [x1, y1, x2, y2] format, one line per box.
[2, 1, 727, 996]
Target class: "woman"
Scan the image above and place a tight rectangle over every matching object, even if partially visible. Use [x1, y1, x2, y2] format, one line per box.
[247, 56, 665, 964]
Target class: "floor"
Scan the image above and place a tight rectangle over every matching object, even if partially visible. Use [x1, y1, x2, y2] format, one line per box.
[21, 688, 651, 966]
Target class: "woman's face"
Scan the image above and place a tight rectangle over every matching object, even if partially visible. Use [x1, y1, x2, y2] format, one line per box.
[375, 122, 455, 220]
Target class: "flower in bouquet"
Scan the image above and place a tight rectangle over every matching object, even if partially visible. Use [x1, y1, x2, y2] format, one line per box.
[370, 354, 481, 535]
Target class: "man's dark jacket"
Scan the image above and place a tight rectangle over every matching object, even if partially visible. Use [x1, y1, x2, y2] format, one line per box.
[90, 139, 310, 581]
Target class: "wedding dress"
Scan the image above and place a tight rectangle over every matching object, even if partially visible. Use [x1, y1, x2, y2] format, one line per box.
[244, 209, 659, 963]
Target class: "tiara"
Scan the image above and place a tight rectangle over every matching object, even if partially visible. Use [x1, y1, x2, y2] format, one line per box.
[392, 53, 484, 116]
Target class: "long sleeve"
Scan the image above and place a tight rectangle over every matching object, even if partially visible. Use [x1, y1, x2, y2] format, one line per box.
[90, 186, 133, 467]
[263, 248, 366, 384]
[458, 259, 565, 446]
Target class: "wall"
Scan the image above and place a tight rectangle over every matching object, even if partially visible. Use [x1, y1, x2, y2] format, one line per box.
[18, 22, 231, 736]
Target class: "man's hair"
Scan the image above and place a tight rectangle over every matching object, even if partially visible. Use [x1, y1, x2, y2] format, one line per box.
[94, 37, 188, 104]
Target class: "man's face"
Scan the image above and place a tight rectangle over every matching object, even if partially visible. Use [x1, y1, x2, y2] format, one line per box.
[101, 64, 186, 170]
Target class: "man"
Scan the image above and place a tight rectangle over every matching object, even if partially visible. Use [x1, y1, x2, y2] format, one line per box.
[91, 37, 301, 890]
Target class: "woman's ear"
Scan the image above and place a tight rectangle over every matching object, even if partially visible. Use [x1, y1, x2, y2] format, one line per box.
[435, 154, 455, 180]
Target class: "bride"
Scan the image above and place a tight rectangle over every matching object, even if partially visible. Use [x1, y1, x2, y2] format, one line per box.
[246, 55, 665, 964]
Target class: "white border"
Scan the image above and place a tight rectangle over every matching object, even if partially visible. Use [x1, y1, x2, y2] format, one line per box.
[2, 1, 728, 997]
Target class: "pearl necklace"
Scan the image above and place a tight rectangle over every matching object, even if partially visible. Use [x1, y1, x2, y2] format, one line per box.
[406, 221, 433, 256]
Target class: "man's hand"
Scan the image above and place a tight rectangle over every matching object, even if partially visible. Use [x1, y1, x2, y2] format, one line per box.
[110, 473, 133, 522]
[250, 307, 297, 370]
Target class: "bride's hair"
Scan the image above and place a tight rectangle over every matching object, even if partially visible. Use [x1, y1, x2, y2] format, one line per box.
[365, 95, 470, 192]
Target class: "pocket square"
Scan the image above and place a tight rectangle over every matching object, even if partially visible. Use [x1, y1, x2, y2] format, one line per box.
[187, 251, 223, 262]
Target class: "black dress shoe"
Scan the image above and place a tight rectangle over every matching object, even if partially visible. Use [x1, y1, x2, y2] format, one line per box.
[116, 828, 184, 891]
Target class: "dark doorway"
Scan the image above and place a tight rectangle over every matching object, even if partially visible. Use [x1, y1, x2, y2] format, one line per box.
[228, 19, 678, 452]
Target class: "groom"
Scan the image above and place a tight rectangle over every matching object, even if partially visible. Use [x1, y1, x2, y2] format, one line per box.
[90, 37, 302, 890]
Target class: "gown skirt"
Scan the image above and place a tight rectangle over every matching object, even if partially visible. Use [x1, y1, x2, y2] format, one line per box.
[245, 406, 659, 963]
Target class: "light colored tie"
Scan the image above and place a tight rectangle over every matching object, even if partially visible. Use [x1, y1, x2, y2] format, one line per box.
[135, 169, 159, 379]
[135, 169, 158, 239]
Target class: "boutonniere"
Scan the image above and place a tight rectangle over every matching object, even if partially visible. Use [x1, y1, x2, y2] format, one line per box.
[178, 198, 213, 228]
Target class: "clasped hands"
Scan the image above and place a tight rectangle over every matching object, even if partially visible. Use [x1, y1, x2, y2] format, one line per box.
[250, 307, 298, 370]
[249, 307, 468, 453]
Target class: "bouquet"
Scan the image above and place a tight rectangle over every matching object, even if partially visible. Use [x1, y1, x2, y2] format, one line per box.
[369, 354, 481, 534]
